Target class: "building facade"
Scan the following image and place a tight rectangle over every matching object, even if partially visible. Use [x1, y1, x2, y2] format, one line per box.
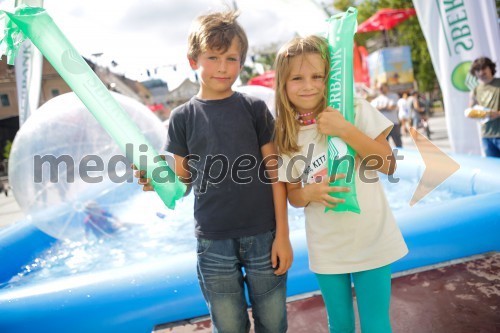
[0, 55, 154, 164]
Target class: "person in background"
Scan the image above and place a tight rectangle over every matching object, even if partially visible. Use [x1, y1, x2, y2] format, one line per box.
[468, 56, 500, 157]
[370, 83, 402, 147]
[397, 92, 410, 136]
[274, 35, 408, 333]
[83, 201, 123, 239]
[0, 180, 9, 197]
[408, 90, 431, 138]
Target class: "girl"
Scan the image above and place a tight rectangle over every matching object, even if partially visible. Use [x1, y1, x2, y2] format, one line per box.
[275, 35, 408, 333]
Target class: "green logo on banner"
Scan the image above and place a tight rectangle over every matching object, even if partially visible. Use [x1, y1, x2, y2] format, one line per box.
[451, 61, 477, 92]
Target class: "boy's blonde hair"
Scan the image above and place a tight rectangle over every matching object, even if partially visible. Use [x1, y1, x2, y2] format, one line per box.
[187, 11, 248, 64]
[274, 35, 329, 155]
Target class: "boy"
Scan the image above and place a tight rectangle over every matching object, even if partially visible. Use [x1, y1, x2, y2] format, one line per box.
[468, 56, 500, 157]
[137, 11, 291, 333]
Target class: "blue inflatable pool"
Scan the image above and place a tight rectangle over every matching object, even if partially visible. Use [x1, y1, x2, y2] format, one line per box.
[0, 150, 499, 333]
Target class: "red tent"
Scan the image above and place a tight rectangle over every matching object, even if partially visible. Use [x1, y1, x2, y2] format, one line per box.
[247, 60, 370, 90]
[147, 103, 164, 112]
[247, 71, 275, 89]
[353, 43, 370, 86]
[357, 8, 416, 33]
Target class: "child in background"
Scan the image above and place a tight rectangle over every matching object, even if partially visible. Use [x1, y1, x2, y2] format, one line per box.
[83, 201, 123, 239]
[136, 11, 291, 333]
[397, 92, 410, 136]
[408, 91, 431, 138]
[274, 35, 408, 332]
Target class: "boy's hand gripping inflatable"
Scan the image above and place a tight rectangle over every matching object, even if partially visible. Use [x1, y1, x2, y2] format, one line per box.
[0, 6, 186, 209]
[325, 7, 360, 213]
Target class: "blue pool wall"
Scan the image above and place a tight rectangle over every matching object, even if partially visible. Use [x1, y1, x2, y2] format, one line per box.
[0, 150, 499, 333]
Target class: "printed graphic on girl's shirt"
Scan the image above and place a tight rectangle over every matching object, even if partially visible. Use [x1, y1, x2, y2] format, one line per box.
[303, 152, 328, 184]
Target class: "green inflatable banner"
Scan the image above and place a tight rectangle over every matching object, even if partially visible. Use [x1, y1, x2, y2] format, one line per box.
[0, 6, 186, 209]
[325, 7, 360, 213]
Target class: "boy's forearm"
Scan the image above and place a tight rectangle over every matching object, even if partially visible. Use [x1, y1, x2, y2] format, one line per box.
[181, 180, 192, 196]
[260, 142, 289, 236]
[272, 181, 289, 238]
[172, 153, 193, 196]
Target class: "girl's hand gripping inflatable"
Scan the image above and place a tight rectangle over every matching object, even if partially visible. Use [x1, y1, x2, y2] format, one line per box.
[0, 6, 186, 209]
[325, 7, 360, 213]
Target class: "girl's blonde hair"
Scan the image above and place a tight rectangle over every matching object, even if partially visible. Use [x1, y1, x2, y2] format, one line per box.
[274, 35, 329, 155]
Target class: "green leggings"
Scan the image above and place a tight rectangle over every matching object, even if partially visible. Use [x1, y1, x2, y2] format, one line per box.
[315, 264, 392, 333]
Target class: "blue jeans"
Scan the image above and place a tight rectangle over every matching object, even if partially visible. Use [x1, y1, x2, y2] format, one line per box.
[482, 137, 500, 157]
[387, 123, 402, 148]
[196, 230, 288, 333]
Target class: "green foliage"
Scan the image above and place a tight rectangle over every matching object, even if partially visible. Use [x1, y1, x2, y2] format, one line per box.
[3, 140, 12, 160]
[242, 44, 278, 84]
[396, 17, 436, 92]
[354, 1, 378, 47]
[334, 0, 438, 93]
[240, 65, 259, 84]
[252, 52, 277, 71]
[333, 0, 355, 12]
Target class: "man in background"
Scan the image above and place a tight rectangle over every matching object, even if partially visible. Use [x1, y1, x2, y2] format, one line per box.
[371, 83, 402, 147]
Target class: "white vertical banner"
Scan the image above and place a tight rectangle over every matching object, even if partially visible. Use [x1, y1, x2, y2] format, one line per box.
[413, 0, 500, 155]
[14, 0, 44, 127]
[15, 41, 43, 126]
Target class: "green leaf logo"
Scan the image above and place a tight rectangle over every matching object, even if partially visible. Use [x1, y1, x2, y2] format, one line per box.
[451, 61, 475, 92]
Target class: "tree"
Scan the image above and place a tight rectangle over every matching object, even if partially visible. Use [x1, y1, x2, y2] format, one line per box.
[333, 0, 354, 12]
[240, 65, 259, 85]
[333, 0, 438, 93]
[241, 43, 279, 84]
[3, 140, 12, 160]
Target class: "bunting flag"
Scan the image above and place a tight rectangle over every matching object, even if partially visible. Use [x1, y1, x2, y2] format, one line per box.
[413, 0, 500, 155]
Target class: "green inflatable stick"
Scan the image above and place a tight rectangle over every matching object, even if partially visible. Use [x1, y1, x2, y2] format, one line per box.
[325, 7, 360, 213]
[0, 6, 186, 209]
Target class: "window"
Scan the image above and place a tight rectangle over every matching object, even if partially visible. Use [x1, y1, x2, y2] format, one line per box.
[0, 94, 10, 107]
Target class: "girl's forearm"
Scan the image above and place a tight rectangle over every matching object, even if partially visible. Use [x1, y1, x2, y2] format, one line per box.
[287, 186, 310, 208]
[340, 123, 395, 175]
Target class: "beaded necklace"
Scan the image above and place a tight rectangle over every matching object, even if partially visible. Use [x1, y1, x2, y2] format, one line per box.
[297, 111, 316, 125]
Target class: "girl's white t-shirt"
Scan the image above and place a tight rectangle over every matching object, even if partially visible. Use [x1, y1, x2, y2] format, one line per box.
[279, 99, 408, 274]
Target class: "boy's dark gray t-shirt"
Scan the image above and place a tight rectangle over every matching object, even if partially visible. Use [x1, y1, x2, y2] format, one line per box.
[166, 92, 276, 239]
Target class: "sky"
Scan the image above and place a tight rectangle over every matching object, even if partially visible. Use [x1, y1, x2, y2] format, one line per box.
[2, 0, 334, 89]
